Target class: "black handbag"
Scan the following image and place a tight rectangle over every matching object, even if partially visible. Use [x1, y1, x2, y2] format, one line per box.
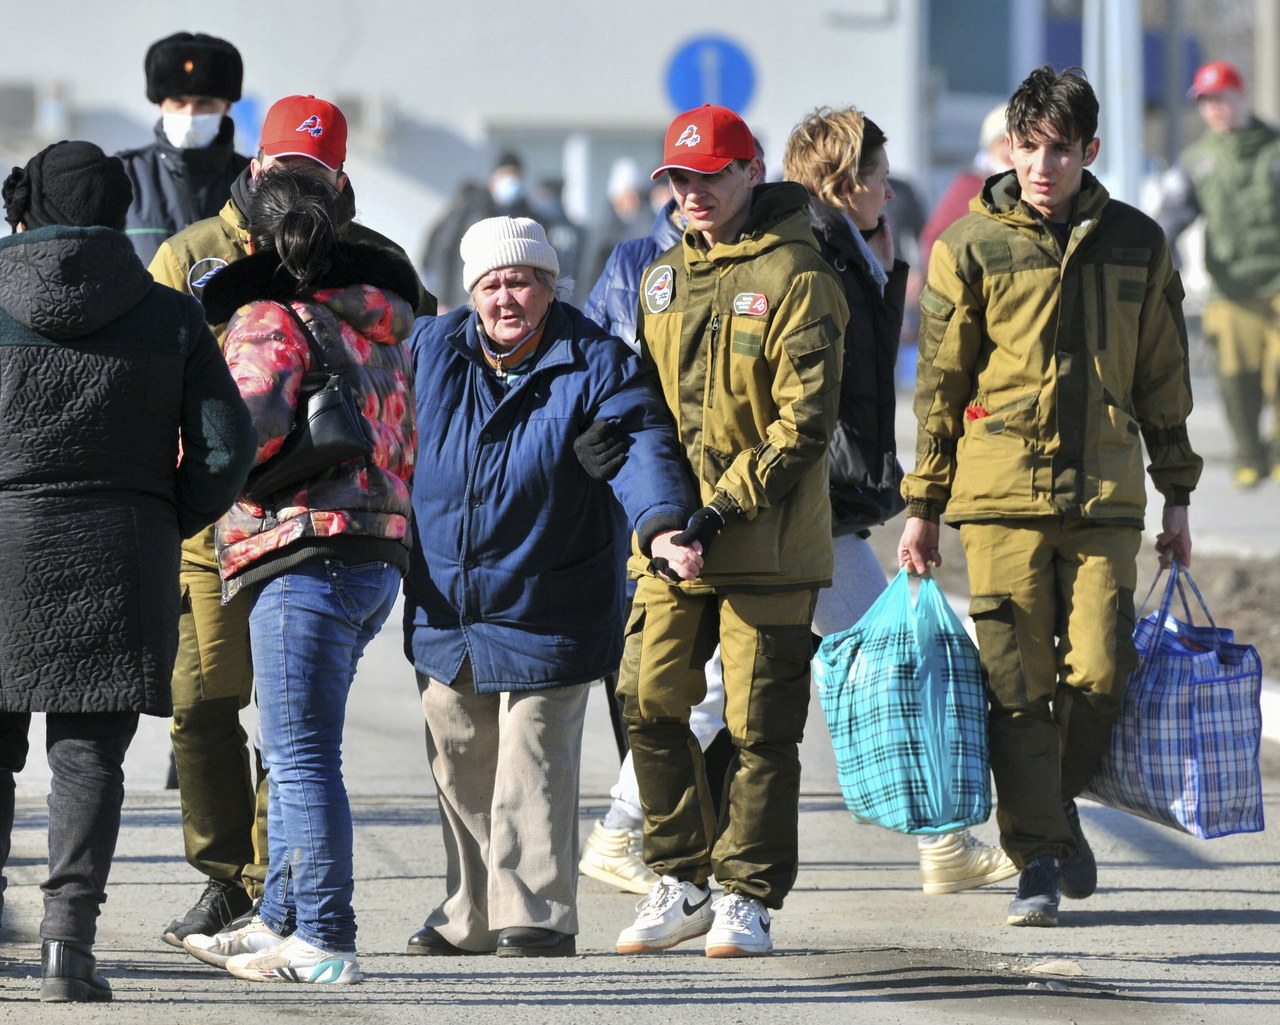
[241, 302, 372, 504]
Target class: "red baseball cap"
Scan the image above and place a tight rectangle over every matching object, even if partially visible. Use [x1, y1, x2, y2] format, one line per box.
[1188, 61, 1244, 100]
[259, 95, 348, 171]
[651, 104, 755, 180]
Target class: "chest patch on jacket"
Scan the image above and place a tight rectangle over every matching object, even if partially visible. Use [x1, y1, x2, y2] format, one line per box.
[644, 265, 675, 313]
[732, 292, 769, 316]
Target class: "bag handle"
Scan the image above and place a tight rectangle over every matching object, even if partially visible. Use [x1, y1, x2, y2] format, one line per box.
[1136, 558, 1222, 660]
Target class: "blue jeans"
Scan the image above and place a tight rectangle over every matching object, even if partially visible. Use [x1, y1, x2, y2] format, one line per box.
[248, 558, 399, 952]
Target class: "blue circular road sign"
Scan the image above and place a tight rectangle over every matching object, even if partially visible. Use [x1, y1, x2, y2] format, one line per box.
[666, 36, 756, 113]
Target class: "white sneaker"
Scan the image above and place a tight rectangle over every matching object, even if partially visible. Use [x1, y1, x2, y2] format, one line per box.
[225, 934, 363, 984]
[579, 821, 659, 895]
[616, 875, 714, 953]
[183, 915, 286, 968]
[705, 893, 772, 957]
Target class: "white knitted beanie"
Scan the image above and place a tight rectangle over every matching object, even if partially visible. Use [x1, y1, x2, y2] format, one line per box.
[460, 216, 559, 292]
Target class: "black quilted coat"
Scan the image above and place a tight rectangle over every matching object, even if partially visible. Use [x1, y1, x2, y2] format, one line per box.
[0, 224, 255, 714]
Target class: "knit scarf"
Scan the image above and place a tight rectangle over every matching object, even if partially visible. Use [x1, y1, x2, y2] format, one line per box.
[846, 213, 889, 296]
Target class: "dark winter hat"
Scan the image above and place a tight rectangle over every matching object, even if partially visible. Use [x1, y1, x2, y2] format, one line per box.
[2, 141, 134, 233]
[145, 32, 243, 104]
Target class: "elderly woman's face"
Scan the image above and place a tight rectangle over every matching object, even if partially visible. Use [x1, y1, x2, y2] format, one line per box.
[473, 266, 553, 347]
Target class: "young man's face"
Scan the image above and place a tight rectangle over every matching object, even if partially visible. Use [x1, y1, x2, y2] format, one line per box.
[1009, 127, 1099, 222]
[1197, 90, 1247, 134]
[667, 156, 763, 247]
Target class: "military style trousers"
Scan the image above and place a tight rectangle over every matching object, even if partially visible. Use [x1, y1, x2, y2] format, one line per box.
[170, 560, 267, 895]
[1203, 296, 1280, 476]
[961, 518, 1140, 867]
[617, 576, 817, 909]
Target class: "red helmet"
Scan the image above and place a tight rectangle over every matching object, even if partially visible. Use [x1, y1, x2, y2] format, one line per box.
[1188, 61, 1244, 100]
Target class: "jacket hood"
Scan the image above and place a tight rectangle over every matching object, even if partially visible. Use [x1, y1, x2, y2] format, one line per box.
[976, 168, 1111, 227]
[692, 181, 818, 262]
[1214, 117, 1280, 161]
[226, 168, 362, 239]
[0, 225, 151, 340]
[199, 240, 422, 324]
[806, 198, 864, 264]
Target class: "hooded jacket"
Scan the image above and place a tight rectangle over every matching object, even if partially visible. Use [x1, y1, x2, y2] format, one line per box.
[0, 225, 255, 714]
[903, 170, 1202, 526]
[117, 116, 250, 267]
[403, 302, 696, 692]
[633, 181, 848, 591]
[202, 243, 418, 598]
[806, 200, 907, 530]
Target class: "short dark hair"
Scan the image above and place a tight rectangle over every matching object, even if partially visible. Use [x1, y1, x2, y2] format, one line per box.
[1006, 65, 1098, 148]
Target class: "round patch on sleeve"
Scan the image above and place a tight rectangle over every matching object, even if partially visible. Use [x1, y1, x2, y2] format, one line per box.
[187, 257, 229, 299]
[644, 264, 675, 313]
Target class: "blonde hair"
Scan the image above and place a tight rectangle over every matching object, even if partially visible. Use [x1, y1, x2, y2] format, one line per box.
[782, 106, 887, 208]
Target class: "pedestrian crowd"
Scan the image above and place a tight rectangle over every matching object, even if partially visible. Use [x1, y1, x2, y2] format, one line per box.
[3, 28, 1233, 1000]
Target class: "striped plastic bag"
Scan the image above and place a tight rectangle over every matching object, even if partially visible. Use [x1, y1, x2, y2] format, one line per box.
[1083, 561, 1264, 838]
[813, 568, 991, 834]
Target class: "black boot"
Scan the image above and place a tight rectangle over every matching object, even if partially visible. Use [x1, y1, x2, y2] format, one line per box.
[40, 940, 112, 1003]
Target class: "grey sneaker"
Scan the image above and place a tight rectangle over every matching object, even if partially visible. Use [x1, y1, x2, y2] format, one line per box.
[1006, 855, 1061, 927]
[183, 916, 286, 968]
[616, 875, 714, 953]
[1061, 801, 1097, 899]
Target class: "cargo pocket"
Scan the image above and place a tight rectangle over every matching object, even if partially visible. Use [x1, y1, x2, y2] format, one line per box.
[747, 624, 814, 743]
[968, 592, 1025, 708]
[616, 597, 647, 720]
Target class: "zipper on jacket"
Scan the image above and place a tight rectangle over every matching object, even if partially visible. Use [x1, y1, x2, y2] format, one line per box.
[707, 314, 720, 409]
[1095, 263, 1107, 351]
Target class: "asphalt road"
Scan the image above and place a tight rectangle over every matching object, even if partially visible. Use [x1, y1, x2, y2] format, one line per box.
[2, 604, 1276, 1024]
[3, 361, 1277, 1021]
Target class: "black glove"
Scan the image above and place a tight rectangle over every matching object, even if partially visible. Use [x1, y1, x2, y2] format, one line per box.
[647, 556, 682, 584]
[671, 506, 725, 557]
[573, 419, 630, 482]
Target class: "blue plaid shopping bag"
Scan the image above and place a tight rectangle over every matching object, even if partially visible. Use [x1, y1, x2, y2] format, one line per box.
[813, 569, 991, 834]
[1082, 561, 1264, 839]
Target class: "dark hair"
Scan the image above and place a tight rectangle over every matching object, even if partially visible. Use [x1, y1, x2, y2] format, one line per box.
[1007, 65, 1098, 148]
[248, 168, 351, 293]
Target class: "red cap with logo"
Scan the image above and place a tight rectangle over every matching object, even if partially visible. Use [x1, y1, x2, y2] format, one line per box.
[258, 95, 348, 171]
[651, 104, 755, 180]
[1188, 61, 1244, 100]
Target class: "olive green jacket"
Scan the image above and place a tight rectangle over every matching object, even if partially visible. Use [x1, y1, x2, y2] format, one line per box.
[903, 170, 1202, 527]
[632, 181, 848, 591]
[1158, 118, 1280, 301]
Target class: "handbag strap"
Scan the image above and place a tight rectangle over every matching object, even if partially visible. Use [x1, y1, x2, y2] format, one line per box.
[273, 301, 341, 375]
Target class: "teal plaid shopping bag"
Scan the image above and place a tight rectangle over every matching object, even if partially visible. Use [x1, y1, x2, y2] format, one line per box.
[1083, 561, 1264, 838]
[813, 569, 991, 834]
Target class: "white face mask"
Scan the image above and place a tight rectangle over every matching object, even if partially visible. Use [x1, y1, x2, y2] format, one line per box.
[161, 112, 224, 150]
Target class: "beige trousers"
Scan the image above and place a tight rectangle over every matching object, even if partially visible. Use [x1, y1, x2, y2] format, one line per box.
[417, 664, 590, 950]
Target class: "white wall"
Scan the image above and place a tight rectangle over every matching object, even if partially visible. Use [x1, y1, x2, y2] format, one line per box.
[2, 0, 926, 259]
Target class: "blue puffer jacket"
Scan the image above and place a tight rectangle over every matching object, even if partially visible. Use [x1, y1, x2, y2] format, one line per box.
[582, 199, 682, 350]
[403, 301, 696, 692]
